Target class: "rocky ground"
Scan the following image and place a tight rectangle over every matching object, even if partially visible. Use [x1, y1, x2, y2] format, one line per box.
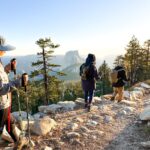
[1, 83, 150, 150]
[32, 94, 150, 150]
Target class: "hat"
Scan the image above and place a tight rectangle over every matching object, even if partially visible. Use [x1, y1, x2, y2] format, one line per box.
[0, 44, 15, 51]
[0, 36, 15, 51]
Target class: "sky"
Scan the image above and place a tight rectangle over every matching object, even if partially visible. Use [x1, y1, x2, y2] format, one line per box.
[1, 0, 150, 58]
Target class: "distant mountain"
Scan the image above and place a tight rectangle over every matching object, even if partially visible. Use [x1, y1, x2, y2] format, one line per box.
[63, 50, 84, 68]
[61, 63, 82, 81]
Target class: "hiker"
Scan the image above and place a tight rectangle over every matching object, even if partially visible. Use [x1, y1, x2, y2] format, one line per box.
[80, 53, 100, 111]
[110, 65, 128, 102]
[0, 36, 28, 149]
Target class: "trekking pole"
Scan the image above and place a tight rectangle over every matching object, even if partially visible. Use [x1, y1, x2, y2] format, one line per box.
[22, 73, 33, 147]
[11, 58, 17, 78]
[11, 58, 21, 119]
[11, 58, 25, 137]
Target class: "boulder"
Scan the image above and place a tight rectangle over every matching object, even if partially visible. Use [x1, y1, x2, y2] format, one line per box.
[19, 120, 34, 131]
[102, 94, 112, 100]
[38, 106, 48, 113]
[31, 116, 57, 135]
[140, 83, 150, 89]
[140, 106, 150, 120]
[33, 112, 46, 120]
[38, 104, 63, 114]
[140, 141, 150, 148]
[12, 111, 34, 121]
[75, 98, 85, 107]
[93, 97, 102, 103]
[57, 101, 76, 111]
[46, 104, 63, 113]
[133, 87, 145, 94]
[120, 100, 136, 106]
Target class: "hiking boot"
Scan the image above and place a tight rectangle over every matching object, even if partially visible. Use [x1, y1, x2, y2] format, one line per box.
[87, 104, 91, 112]
[14, 137, 29, 150]
[117, 100, 122, 103]
[84, 103, 88, 109]
[110, 97, 115, 101]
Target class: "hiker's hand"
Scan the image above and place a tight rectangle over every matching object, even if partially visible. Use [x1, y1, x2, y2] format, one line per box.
[22, 73, 28, 87]
[4, 63, 11, 74]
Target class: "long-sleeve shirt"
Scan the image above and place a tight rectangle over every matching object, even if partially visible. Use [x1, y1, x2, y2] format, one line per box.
[0, 62, 21, 110]
[80, 63, 100, 91]
[113, 66, 128, 87]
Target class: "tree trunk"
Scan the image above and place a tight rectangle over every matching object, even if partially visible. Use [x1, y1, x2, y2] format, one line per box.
[42, 48, 48, 105]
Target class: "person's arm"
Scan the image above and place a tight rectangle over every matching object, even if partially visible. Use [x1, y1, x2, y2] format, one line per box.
[93, 66, 100, 80]
[122, 70, 128, 81]
[79, 64, 84, 76]
[0, 63, 21, 96]
[0, 78, 21, 96]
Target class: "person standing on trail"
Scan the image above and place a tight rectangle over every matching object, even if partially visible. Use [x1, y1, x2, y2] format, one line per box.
[80, 53, 100, 111]
[110, 65, 128, 102]
[0, 36, 28, 149]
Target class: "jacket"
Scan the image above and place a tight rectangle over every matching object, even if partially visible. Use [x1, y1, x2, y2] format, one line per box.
[112, 66, 128, 87]
[80, 63, 100, 91]
[0, 62, 21, 110]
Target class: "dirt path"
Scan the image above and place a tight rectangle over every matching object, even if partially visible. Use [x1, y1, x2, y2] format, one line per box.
[105, 94, 150, 150]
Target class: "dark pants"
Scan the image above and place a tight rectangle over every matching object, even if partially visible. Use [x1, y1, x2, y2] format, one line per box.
[0, 108, 17, 142]
[84, 90, 94, 104]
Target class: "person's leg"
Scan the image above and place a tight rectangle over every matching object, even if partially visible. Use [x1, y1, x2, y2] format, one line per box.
[87, 90, 94, 111]
[6, 115, 18, 142]
[89, 90, 94, 104]
[5, 109, 29, 150]
[1, 108, 19, 142]
[117, 86, 124, 102]
[84, 90, 88, 108]
[0, 109, 4, 135]
[0, 108, 10, 135]
[111, 87, 118, 101]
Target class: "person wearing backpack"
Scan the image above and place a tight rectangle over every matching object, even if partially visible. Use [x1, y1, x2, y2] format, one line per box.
[110, 65, 128, 102]
[80, 53, 100, 111]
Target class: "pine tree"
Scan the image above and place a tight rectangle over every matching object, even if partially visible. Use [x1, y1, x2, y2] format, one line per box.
[143, 40, 150, 80]
[31, 37, 64, 105]
[98, 60, 112, 95]
[113, 55, 124, 67]
[124, 36, 141, 84]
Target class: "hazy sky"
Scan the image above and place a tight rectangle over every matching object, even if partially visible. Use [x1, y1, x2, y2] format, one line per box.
[1, 0, 150, 58]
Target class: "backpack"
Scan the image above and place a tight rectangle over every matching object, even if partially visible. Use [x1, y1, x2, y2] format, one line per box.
[109, 68, 124, 84]
[109, 69, 119, 84]
[80, 63, 90, 80]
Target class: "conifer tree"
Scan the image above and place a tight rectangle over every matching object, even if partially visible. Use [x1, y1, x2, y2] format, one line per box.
[143, 40, 150, 80]
[124, 36, 141, 84]
[113, 55, 124, 67]
[31, 37, 64, 104]
[98, 60, 112, 95]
